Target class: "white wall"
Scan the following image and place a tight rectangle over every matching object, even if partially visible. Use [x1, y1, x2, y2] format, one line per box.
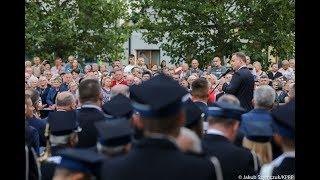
[122, 31, 172, 66]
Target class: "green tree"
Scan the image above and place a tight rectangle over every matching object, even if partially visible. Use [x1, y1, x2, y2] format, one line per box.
[25, 0, 134, 63]
[135, 0, 294, 68]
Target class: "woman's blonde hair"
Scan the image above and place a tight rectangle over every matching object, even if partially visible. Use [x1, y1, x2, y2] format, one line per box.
[242, 137, 272, 165]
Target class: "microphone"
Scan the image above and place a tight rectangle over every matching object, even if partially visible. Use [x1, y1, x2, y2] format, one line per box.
[211, 68, 233, 92]
[218, 68, 233, 79]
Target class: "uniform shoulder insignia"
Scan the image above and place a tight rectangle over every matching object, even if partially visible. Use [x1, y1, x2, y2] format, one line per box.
[250, 150, 260, 172]
[210, 156, 223, 180]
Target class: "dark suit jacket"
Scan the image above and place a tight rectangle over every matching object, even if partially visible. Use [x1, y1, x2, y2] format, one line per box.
[222, 67, 254, 111]
[37, 86, 50, 106]
[76, 107, 105, 148]
[267, 71, 283, 80]
[101, 137, 217, 180]
[59, 83, 69, 92]
[202, 134, 258, 180]
[46, 87, 59, 106]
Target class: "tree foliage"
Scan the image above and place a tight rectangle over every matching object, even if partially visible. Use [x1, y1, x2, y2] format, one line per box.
[135, 0, 295, 67]
[25, 0, 133, 62]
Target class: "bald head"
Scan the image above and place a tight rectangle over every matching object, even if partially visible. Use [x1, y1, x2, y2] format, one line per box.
[56, 92, 76, 111]
[212, 57, 222, 67]
[111, 84, 129, 97]
[191, 59, 199, 69]
[126, 74, 135, 86]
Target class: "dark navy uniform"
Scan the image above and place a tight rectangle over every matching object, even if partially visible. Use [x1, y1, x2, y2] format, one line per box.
[102, 137, 219, 180]
[240, 108, 275, 143]
[260, 99, 295, 177]
[77, 104, 105, 148]
[102, 94, 133, 119]
[25, 122, 40, 156]
[183, 99, 205, 138]
[26, 116, 47, 147]
[25, 145, 41, 180]
[202, 102, 259, 180]
[94, 118, 133, 157]
[101, 74, 220, 180]
[40, 111, 81, 180]
[53, 148, 106, 179]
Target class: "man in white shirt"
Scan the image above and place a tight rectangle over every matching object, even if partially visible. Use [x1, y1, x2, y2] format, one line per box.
[278, 60, 294, 80]
[124, 54, 136, 74]
[51, 58, 64, 75]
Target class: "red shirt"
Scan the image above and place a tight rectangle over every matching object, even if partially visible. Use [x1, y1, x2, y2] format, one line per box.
[208, 90, 216, 104]
[111, 79, 127, 87]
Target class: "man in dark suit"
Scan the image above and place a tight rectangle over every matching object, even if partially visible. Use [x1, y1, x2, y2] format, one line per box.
[77, 79, 105, 148]
[202, 101, 260, 180]
[221, 52, 255, 111]
[267, 63, 283, 80]
[101, 74, 220, 180]
[260, 99, 295, 176]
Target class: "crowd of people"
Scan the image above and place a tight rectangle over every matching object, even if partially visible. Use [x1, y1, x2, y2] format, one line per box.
[25, 52, 295, 180]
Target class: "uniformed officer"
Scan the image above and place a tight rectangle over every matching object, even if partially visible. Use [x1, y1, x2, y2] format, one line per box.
[25, 144, 41, 180]
[102, 93, 133, 119]
[183, 98, 205, 138]
[53, 148, 105, 180]
[260, 100, 295, 177]
[94, 118, 133, 157]
[40, 111, 81, 180]
[241, 116, 275, 165]
[202, 101, 260, 180]
[100, 73, 221, 180]
[101, 93, 143, 142]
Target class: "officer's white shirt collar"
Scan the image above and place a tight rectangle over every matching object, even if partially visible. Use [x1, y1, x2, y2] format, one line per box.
[207, 128, 226, 138]
[81, 104, 102, 111]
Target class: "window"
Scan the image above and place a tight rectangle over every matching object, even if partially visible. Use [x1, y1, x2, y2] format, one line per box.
[136, 50, 160, 68]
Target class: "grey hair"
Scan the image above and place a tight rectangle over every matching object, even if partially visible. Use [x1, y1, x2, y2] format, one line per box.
[178, 127, 202, 154]
[28, 76, 38, 86]
[56, 92, 75, 107]
[217, 94, 240, 105]
[253, 85, 276, 108]
[96, 142, 126, 155]
[85, 65, 91, 70]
